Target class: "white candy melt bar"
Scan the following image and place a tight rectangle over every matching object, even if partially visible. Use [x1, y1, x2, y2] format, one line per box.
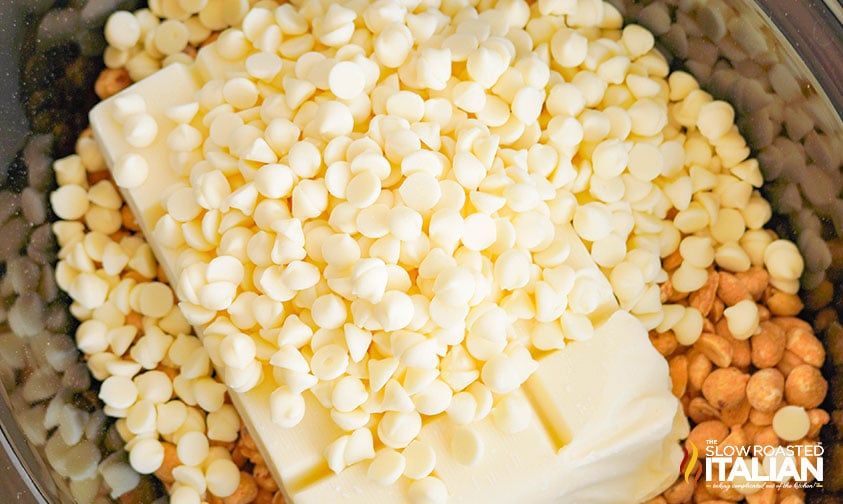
[91, 62, 686, 504]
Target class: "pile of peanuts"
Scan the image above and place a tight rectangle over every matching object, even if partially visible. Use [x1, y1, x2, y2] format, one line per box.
[645, 261, 829, 504]
[43, 1, 838, 504]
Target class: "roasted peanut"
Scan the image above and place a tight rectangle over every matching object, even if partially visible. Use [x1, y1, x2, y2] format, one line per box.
[687, 420, 729, 454]
[154, 442, 179, 484]
[784, 364, 828, 409]
[752, 426, 780, 452]
[785, 327, 825, 368]
[745, 368, 785, 413]
[663, 250, 683, 272]
[771, 317, 812, 335]
[719, 425, 748, 463]
[687, 397, 721, 424]
[744, 485, 776, 504]
[688, 351, 713, 391]
[735, 267, 769, 300]
[751, 321, 786, 368]
[95, 68, 132, 99]
[806, 408, 830, 438]
[720, 398, 751, 426]
[717, 272, 752, 306]
[252, 464, 278, 492]
[715, 318, 734, 340]
[702, 367, 748, 409]
[669, 354, 689, 398]
[765, 290, 804, 316]
[710, 297, 725, 322]
[707, 476, 743, 501]
[651, 330, 679, 357]
[696, 332, 733, 368]
[644, 497, 668, 504]
[776, 350, 806, 377]
[255, 489, 275, 504]
[814, 308, 837, 333]
[804, 279, 833, 311]
[223, 472, 259, 504]
[727, 334, 752, 370]
[749, 407, 776, 426]
[660, 279, 674, 303]
[663, 479, 694, 504]
[690, 272, 719, 317]
[272, 491, 287, 504]
[693, 482, 715, 503]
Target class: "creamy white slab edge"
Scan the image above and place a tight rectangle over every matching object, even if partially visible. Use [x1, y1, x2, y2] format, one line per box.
[90, 62, 688, 504]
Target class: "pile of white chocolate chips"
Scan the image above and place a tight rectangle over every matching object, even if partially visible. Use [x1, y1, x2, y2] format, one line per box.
[40, 0, 832, 503]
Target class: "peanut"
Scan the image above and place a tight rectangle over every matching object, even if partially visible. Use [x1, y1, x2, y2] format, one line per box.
[223, 472, 259, 504]
[95, 68, 132, 99]
[663, 479, 695, 504]
[693, 482, 715, 502]
[154, 442, 179, 484]
[687, 397, 721, 424]
[804, 278, 833, 311]
[690, 272, 719, 317]
[707, 476, 743, 501]
[826, 322, 843, 367]
[751, 321, 786, 368]
[745, 368, 785, 412]
[702, 367, 748, 409]
[814, 307, 837, 332]
[715, 318, 734, 340]
[272, 491, 287, 504]
[784, 364, 827, 409]
[644, 497, 669, 504]
[669, 354, 689, 398]
[255, 489, 275, 504]
[748, 408, 775, 426]
[710, 297, 725, 323]
[687, 420, 729, 455]
[735, 267, 768, 300]
[752, 426, 780, 452]
[688, 351, 713, 391]
[717, 272, 752, 306]
[696, 332, 733, 368]
[663, 250, 683, 272]
[757, 303, 771, 322]
[785, 327, 825, 368]
[776, 350, 806, 377]
[719, 424, 748, 463]
[765, 290, 804, 316]
[252, 464, 278, 492]
[121, 204, 140, 231]
[743, 422, 763, 445]
[727, 334, 752, 370]
[720, 398, 751, 426]
[660, 278, 674, 303]
[770, 317, 812, 335]
[806, 408, 830, 438]
[744, 485, 776, 504]
[651, 330, 679, 357]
